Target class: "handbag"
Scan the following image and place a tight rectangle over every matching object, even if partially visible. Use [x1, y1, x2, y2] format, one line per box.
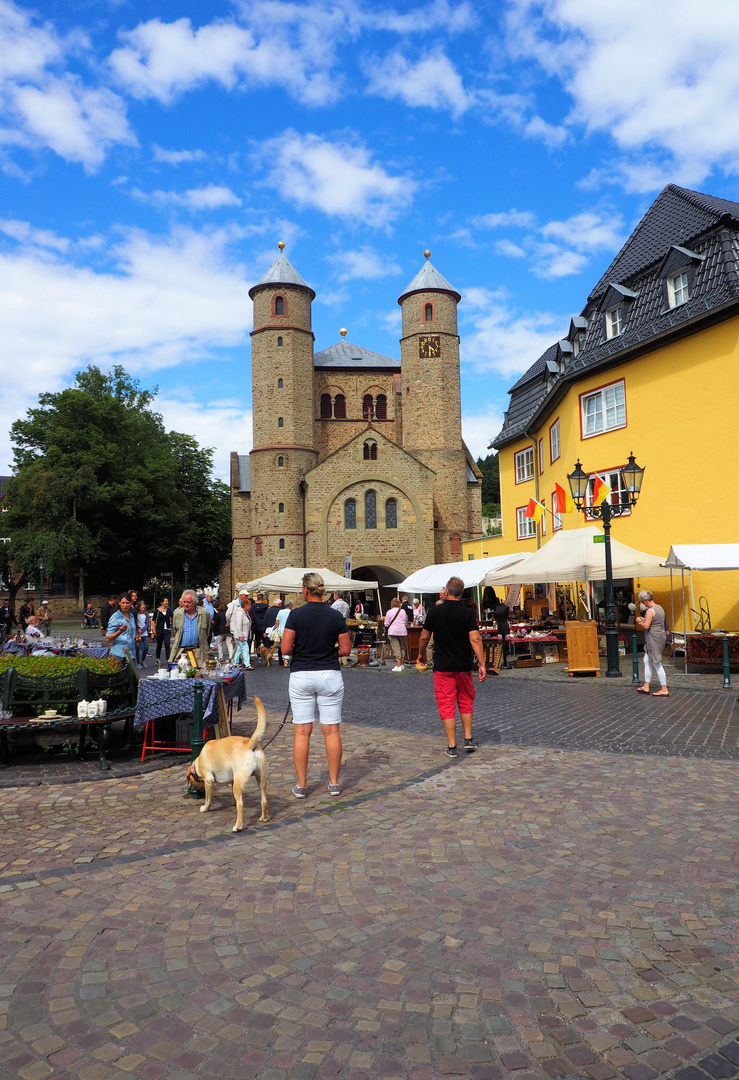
[269, 624, 282, 643]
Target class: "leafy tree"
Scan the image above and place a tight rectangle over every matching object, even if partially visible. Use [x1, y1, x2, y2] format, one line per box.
[476, 452, 500, 504]
[4, 366, 231, 605]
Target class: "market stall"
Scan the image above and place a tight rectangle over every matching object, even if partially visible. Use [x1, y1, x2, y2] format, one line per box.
[661, 545, 739, 673]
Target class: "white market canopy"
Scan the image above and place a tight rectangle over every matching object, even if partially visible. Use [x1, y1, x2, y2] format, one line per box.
[394, 553, 534, 594]
[662, 545, 739, 571]
[237, 566, 378, 593]
[483, 526, 672, 586]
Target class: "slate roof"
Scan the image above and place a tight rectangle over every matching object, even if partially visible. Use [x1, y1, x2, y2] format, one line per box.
[491, 185, 739, 449]
[237, 455, 250, 492]
[249, 251, 315, 298]
[399, 258, 461, 303]
[314, 340, 399, 369]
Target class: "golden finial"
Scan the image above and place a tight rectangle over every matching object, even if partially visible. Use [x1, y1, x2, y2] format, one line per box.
[424, 249, 431, 259]
[340, 328, 347, 339]
[278, 240, 285, 251]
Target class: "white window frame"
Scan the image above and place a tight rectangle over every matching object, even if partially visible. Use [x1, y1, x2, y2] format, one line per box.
[538, 438, 544, 474]
[606, 305, 624, 338]
[516, 507, 536, 539]
[540, 497, 546, 536]
[581, 380, 626, 438]
[584, 468, 631, 520]
[551, 491, 563, 531]
[550, 419, 560, 463]
[515, 447, 534, 483]
[667, 270, 689, 308]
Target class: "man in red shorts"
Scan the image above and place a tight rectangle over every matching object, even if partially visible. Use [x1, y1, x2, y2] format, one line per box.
[417, 576, 487, 757]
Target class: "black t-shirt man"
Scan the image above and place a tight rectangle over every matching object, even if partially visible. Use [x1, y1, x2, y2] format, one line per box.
[250, 600, 268, 639]
[284, 603, 349, 672]
[422, 600, 479, 672]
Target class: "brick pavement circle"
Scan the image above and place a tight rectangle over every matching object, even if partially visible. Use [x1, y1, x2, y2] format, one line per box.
[1, 710, 739, 1080]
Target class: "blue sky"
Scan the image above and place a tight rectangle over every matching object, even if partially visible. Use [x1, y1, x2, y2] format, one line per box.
[2, 0, 739, 480]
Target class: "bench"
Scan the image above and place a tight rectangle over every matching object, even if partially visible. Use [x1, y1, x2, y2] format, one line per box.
[0, 665, 138, 770]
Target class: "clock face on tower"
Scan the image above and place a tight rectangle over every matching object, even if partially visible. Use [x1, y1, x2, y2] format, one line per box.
[418, 334, 441, 358]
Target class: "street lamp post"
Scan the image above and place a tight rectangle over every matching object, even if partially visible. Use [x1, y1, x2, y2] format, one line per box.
[38, 554, 46, 609]
[183, 561, 189, 591]
[567, 453, 645, 679]
[160, 572, 174, 610]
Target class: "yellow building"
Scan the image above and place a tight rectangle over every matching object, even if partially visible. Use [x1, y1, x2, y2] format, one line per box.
[465, 185, 739, 631]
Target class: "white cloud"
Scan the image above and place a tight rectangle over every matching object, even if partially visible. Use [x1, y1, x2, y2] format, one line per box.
[133, 184, 243, 210]
[156, 393, 252, 482]
[475, 209, 536, 229]
[0, 218, 70, 252]
[506, 0, 739, 188]
[479, 87, 568, 149]
[152, 145, 206, 165]
[531, 244, 588, 279]
[0, 2, 134, 171]
[493, 239, 526, 258]
[366, 0, 477, 34]
[109, 13, 341, 107]
[462, 411, 504, 461]
[461, 286, 567, 378]
[365, 49, 471, 117]
[255, 130, 415, 225]
[333, 246, 401, 281]
[0, 223, 254, 472]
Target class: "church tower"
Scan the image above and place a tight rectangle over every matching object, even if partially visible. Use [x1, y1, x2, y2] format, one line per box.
[249, 243, 318, 575]
[399, 252, 474, 562]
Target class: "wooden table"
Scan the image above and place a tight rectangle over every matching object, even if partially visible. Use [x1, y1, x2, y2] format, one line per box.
[0, 706, 136, 770]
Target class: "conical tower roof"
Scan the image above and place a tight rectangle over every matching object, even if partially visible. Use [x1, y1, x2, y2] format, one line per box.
[249, 245, 315, 299]
[398, 251, 461, 304]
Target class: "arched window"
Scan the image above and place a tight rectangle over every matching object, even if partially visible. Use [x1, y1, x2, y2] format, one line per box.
[365, 489, 377, 529]
[274, 295, 284, 315]
[320, 393, 332, 419]
[255, 537, 263, 557]
[386, 498, 397, 529]
[278, 416, 284, 428]
[277, 336, 283, 347]
[279, 538, 285, 550]
[278, 502, 284, 513]
[450, 532, 461, 556]
[277, 456, 284, 467]
[334, 394, 346, 419]
[424, 302, 433, 321]
[277, 377, 283, 388]
[375, 394, 387, 420]
[363, 440, 377, 460]
[344, 498, 356, 530]
[362, 394, 374, 420]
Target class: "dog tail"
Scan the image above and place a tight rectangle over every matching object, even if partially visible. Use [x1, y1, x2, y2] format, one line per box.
[247, 696, 267, 749]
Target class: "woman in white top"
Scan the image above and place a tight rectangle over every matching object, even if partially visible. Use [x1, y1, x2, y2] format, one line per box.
[135, 601, 150, 668]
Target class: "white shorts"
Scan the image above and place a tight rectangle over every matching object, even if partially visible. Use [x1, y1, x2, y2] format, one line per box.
[289, 670, 344, 725]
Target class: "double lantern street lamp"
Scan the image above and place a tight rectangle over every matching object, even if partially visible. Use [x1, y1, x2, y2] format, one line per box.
[567, 453, 645, 678]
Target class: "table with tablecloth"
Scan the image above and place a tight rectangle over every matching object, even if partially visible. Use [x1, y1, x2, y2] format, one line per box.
[480, 630, 563, 665]
[133, 671, 247, 732]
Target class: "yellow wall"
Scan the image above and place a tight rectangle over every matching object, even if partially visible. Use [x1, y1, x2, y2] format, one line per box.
[466, 315, 739, 629]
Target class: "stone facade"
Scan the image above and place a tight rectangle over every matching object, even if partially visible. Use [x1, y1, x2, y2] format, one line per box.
[223, 248, 482, 598]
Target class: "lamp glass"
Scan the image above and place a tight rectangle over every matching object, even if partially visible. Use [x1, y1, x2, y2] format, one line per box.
[567, 460, 589, 504]
[622, 453, 645, 497]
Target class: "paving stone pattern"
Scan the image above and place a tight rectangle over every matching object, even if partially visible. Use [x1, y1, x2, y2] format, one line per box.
[1, 697, 739, 1080]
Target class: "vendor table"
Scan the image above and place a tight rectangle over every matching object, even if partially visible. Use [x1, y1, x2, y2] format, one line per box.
[135, 671, 246, 757]
[480, 630, 563, 665]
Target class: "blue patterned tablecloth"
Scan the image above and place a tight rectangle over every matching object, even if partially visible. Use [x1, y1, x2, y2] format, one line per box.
[78, 646, 109, 658]
[133, 671, 246, 731]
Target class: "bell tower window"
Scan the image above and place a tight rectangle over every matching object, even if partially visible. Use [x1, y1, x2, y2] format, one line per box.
[451, 532, 461, 556]
[375, 394, 387, 420]
[277, 456, 284, 467]
[274, 295, 284, 315]
[278, 502, 284, 513]
[424, 302, 434, 321]
[362, 394, 374, 420]
[278, 417, 284, 428]
[334, 394, 346, 419]
[277, 377, 283, 388]
[320, 393, 332, 419]
[255, 537, 263, 557]
[277, 336, 283, 347]
[279, 538, 285, 549]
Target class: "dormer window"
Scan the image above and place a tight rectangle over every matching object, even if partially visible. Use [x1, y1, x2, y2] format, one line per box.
[606, 305, 624, 339]
[667, 270, 689, 308]
[274, 295, 284, 315]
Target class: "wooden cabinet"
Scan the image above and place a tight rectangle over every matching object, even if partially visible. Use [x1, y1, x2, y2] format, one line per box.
[565, 620, 600, 677]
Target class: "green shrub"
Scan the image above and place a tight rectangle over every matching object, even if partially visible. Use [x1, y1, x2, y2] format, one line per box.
[0, 656, 121, 678]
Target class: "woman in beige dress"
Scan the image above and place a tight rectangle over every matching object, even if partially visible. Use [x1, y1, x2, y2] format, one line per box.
[636, 590, 668, 696]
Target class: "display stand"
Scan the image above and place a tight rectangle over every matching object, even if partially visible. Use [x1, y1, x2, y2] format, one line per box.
[565, 620, 600, 677]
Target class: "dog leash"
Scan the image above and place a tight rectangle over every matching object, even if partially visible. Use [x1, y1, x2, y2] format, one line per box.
[261, 698, 292, 749]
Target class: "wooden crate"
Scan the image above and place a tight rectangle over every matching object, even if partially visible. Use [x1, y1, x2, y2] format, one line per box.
[512, 656, 543, 669]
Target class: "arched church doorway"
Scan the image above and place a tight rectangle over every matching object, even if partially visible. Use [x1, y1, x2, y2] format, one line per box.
[352, 564, 404, 617]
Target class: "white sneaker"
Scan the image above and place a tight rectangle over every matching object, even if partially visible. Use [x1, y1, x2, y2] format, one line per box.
[392, 665, 404, 672]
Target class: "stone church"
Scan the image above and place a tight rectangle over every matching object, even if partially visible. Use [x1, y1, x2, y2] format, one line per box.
[223, 244, 482, 596]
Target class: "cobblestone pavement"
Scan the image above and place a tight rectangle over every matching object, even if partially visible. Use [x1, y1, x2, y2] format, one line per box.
[1, 697, 739, 1080]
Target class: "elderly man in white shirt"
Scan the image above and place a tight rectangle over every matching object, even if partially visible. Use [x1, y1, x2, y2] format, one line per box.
[331, 592, 350, 619]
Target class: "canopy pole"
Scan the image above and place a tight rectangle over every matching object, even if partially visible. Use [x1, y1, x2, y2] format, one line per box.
[669, 568, 676, 672]
[476, 583, 482, 622]
[683, 568, 688, 675]
[689, 571, 696, 632]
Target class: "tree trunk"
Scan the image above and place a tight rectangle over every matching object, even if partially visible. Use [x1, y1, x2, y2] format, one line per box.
[78, 566, 85, 608]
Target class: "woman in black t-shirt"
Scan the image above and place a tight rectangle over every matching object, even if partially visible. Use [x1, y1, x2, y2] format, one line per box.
[280, 573, 352, 800]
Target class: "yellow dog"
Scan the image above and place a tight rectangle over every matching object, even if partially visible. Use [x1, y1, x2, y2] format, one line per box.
[186, 696, 269, 831]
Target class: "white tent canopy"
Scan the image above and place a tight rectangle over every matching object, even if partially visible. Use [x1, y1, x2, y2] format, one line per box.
[394, 553, 534, 594]
[662, 545, 739, 571]
[483, 526, 672, 586]
[238, 566, 378, 593]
